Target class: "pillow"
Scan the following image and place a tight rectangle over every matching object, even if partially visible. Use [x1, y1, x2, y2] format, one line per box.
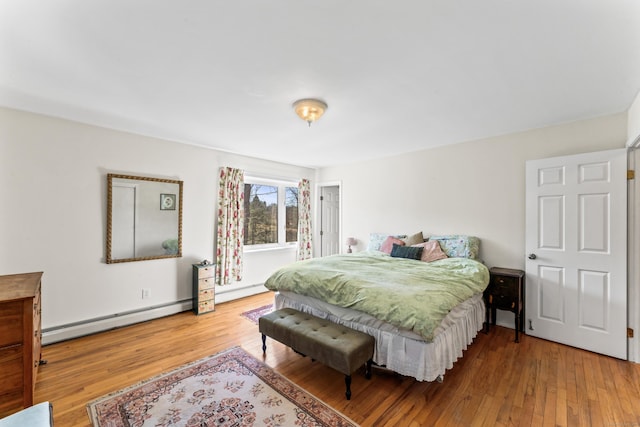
[380, 236, 405, 254]
[366, 233, 390, 251]
[390, 244, 423, 260]
[367, 233, 408, 251]
[401, 231, 424, 246]
[429, 235, 480, 259]
[412, 240, 448, 262]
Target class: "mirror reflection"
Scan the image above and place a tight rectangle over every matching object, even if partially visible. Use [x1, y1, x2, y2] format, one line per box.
[107, 174, 183, 263]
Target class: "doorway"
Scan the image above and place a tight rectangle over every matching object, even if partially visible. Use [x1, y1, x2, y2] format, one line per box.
[318, 184, 341, 257]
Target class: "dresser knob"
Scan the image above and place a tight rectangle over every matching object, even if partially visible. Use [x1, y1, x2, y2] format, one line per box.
[528, 253, 537, 260]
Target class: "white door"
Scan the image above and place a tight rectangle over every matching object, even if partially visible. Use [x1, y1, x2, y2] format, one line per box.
[525, 148, 627, 359]
[320, 185, 340, 256]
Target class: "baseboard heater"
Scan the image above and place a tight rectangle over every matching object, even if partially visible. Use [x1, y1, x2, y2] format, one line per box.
[42, 299, 193, 345]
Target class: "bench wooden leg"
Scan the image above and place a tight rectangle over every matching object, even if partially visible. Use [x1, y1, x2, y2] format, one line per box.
[345, 375, 352, 400]
[365, 359, 372, 379]
[261, 334, 266, 353]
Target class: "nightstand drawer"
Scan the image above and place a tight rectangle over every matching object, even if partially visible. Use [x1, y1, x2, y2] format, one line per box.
[490, 294, 518, 310]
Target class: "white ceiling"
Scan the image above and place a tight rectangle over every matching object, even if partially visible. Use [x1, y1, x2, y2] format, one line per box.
[1, 1, 639, 168]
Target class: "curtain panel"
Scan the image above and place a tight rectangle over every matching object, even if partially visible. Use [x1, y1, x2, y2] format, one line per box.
[297, 178, 313, 260]
[216, 167, 245, 285]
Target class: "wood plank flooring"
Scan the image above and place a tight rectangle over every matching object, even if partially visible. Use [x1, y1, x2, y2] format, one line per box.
[32, 291, 640, 426]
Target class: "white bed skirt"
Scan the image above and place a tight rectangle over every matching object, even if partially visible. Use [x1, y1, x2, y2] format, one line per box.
[274, 292, 486, 382]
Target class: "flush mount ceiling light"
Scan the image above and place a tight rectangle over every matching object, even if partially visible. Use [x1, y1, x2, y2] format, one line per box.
[292, 98, 328, 127]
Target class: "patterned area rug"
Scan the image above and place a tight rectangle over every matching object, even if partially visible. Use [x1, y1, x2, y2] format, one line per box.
[241, 304, 274, 324]
[87, 346, 357, 427]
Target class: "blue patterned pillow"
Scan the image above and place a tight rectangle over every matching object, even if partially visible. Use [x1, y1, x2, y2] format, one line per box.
[429, 235, 480, 259]
[390, 244, 423, 260]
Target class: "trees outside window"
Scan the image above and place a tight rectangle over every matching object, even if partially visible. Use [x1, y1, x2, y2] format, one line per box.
[244, 180, 298, 247]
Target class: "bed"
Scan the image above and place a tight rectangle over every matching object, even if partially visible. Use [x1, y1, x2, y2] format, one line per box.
[263, 234, 490, 382]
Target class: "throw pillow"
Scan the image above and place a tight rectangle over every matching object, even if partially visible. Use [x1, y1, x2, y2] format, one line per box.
[402, 231, 424, 246]
[412, 240, 448, 262]
[390, 244, 423, 260]
[380, 236, 405, 254]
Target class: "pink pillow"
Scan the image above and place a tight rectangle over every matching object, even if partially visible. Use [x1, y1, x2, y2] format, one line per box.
[380, 236, 405, 254]
[412, 240, 448, 262]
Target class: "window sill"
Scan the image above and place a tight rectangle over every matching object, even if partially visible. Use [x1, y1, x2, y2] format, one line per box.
[244, 245, 297, 254]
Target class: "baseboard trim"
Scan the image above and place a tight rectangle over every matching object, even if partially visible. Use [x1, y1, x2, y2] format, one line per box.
[42, 284, 271, 345]
[215, 283, 270, 304]
[42, 299, 193, 345]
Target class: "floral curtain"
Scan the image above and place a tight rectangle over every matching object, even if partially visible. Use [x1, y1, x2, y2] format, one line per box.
[297, 178, 313, 260]
[216, 167, 245, 285]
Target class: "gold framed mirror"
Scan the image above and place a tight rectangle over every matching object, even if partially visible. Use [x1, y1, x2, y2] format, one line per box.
[106, 174, 183, 264]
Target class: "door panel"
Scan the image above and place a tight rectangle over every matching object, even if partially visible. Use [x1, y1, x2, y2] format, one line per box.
[539, 265, 564, 322]
[526, 148, 627, 359]
[539, 195, 564, 249]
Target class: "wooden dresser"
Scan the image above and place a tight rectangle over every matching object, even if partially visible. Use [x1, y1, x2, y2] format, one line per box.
[0, 272, 43, 417]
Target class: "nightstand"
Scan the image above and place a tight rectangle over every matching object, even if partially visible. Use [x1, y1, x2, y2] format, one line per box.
[484, 267, 525, 342]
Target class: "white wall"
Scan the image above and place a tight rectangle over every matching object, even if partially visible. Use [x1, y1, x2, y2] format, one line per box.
[628, 90, 640, 147]
[317, 113, 628, 328]
[0, 107, 314, 341]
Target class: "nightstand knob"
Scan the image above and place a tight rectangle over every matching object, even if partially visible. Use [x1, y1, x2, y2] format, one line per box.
[528, 253, 537, 260]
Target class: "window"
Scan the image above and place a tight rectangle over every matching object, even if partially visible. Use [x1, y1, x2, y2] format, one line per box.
[244, 178, 298, 248]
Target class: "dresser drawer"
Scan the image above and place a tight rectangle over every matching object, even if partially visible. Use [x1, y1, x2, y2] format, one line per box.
[0, 345, 24, 399]
[198, 299, 215, 314]
[0, 301, 24, 347]
[198, 277, 215, 291]
[197, 266, 215, 279]
[198, 288, 214, 301]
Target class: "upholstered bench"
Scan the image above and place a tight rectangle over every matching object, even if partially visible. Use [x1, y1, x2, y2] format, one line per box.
[259, 307, 374, 400]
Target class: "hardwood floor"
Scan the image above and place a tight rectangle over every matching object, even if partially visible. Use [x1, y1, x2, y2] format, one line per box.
[33, 291, 640, 426]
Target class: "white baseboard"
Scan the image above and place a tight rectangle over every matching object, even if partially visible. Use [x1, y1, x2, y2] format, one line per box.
[42, 300, 193, 345]
[215, 283, 270, 304]
[42, 285, 271, 345]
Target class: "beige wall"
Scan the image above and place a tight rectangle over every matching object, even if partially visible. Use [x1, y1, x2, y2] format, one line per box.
[0, 107, 314, 340]
[318, 113, 627, 269]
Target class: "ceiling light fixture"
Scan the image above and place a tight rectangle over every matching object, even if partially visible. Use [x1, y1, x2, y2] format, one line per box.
[292, 98, 328, 127]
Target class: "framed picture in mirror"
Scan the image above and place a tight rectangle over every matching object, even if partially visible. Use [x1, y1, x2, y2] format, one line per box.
[160, 193, 176, 210]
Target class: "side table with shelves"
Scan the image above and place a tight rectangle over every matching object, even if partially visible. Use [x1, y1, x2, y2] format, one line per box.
[192, 264, 215, 315]
[484, 267, 525, 342]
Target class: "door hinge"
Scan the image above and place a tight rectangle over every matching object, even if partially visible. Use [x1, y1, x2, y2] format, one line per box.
[628, 170, 635, 180]
[628, 328, 634, 338]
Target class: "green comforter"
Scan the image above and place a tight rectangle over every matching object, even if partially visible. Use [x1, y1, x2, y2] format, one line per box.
[264, 252, 490, 342]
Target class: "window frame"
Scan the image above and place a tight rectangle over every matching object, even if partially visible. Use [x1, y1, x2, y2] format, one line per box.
[243, 176, 298, 251]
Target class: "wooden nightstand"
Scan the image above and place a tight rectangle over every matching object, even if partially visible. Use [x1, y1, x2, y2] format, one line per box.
[484, 267, 525, 342]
